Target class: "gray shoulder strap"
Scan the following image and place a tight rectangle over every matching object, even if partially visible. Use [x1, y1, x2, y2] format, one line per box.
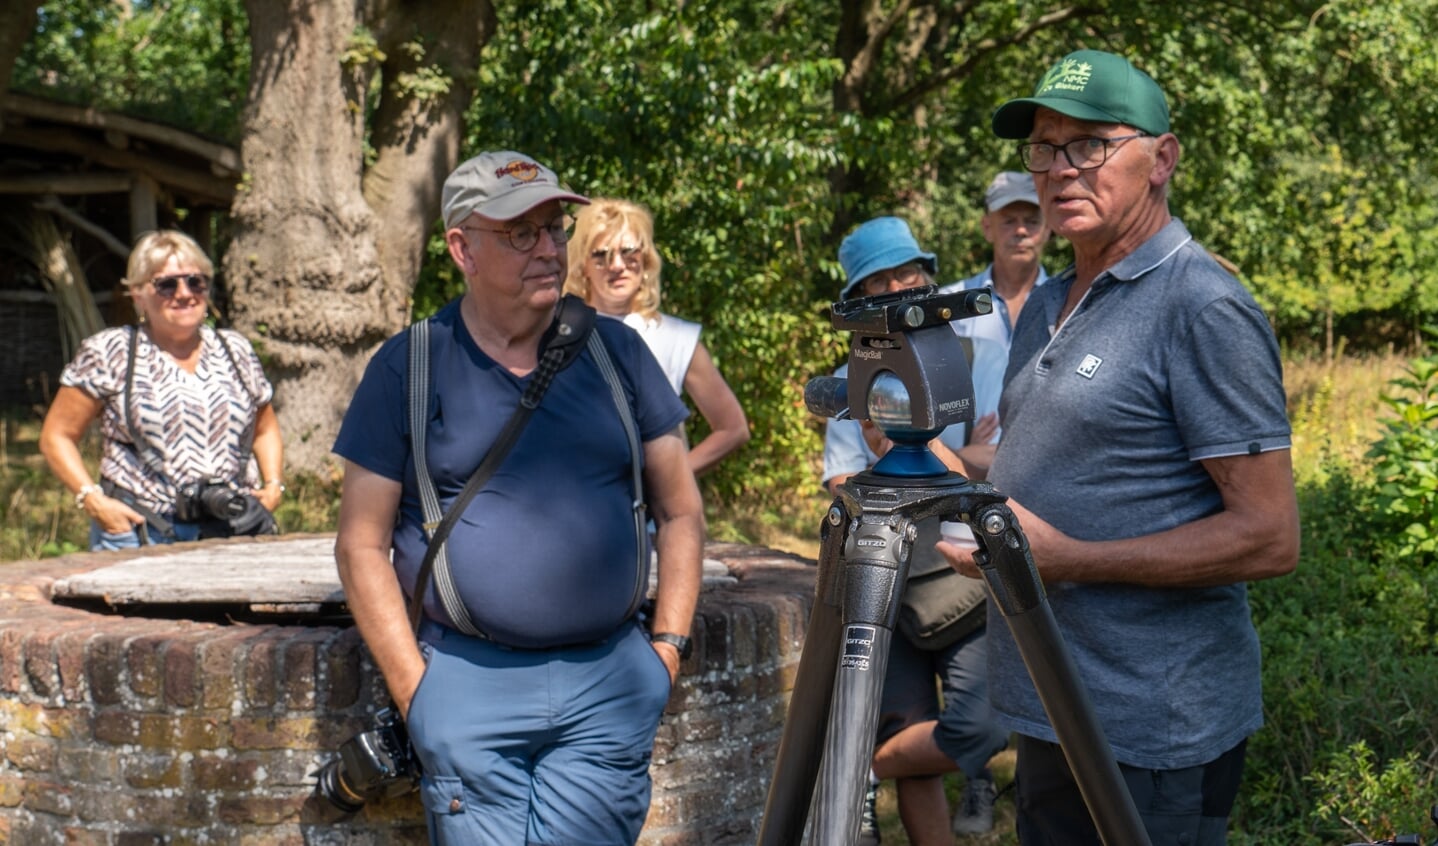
[405, 321, 649, 636]
[406, 318, 483, 636]
[587, 331, 649, 618]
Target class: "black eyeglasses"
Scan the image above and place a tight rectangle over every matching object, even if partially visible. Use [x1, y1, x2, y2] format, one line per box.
[150, 273, 211, 298]
[859, 263, 925, 296]
[462, 216, 571, 252]
[1018, 133, 1148, 173]
[589, 244, 643, 269]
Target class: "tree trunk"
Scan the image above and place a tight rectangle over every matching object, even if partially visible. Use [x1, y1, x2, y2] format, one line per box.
[227, 0, 491, 473]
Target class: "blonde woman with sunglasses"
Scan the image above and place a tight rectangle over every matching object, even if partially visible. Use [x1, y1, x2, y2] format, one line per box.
[565, 198, 749, 475]
[40, 229, 283, 550]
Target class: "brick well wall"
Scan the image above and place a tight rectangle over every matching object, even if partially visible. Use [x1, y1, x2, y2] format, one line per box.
[0, 535, 818, 845]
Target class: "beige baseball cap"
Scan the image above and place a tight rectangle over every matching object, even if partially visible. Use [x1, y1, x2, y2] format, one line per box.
[441, 151, 589, 228]
[984, 171, 1040, 212]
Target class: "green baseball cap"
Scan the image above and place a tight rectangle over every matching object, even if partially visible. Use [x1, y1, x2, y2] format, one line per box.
[992, 49, 1170, 139]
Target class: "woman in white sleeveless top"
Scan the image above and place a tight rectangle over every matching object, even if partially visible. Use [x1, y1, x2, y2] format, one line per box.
[566, 199, 749, 474]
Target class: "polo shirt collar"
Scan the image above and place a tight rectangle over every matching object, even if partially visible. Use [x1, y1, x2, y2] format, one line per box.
[1105, 218, 1194, 283]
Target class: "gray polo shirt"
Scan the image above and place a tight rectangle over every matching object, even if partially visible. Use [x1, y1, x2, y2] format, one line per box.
[987, 219, 1291, 770]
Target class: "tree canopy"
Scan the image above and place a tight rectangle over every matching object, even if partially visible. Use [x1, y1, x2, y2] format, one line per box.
[10, 0, 1438, 499]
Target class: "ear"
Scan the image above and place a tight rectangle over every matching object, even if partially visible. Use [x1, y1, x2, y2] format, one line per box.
[1150, 133, 1181, 187]
[445, 228, 474, 274]
[979, 212, 998, 246]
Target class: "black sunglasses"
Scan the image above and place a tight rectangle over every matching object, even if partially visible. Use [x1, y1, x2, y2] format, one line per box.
[151, 273, 211, 298]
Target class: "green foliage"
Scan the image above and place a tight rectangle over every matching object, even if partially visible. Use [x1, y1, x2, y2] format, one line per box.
[391, 38, 452, 103]
[1367, 330, 1438, 563]
[14, 0, 251, 141]
[1239, 344, 1438, 844]
[1310, 742, 1434, 844]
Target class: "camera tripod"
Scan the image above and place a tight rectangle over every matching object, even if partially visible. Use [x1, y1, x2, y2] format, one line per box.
[756, 450, 1152, 845]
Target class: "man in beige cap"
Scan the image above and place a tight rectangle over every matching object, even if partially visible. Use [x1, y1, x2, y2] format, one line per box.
[335, 151, 703, 844]
[939, 170, 1050, 480]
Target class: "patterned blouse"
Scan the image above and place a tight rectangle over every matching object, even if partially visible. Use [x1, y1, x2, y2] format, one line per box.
[60, 325, 275, 519]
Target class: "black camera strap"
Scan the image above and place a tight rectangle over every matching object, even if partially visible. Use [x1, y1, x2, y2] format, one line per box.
[405, 295, 607, 636]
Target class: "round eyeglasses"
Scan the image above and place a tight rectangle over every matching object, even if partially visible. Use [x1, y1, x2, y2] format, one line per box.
[462, 216, 571, 252]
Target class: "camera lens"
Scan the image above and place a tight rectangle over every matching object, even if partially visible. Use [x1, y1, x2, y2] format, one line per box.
[199, 484, 247, 519]
[315, 758, 367, 813]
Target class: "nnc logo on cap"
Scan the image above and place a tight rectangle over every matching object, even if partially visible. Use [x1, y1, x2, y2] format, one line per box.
[495, 159, 543, 183]
[1036, 57, 1095, 95]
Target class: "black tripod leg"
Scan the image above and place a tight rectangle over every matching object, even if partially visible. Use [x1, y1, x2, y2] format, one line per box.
[972, 502, 1151, 846]
[813, 620, 892, 844]
[810, 513, 910, 845]
[757, 503, 849, 846]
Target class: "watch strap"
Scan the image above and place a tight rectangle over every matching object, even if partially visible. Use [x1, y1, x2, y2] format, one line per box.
[651, 632, 692, 660]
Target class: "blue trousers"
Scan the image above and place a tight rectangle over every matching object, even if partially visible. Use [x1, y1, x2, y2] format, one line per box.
[406, 620, 672, 846]
[878, 625, 1008, 778]
[90, 520, 201, 551]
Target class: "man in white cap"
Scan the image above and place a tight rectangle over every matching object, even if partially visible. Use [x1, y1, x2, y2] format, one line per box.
[938, 170, 1050, 478]
[334, 151, 703, 844]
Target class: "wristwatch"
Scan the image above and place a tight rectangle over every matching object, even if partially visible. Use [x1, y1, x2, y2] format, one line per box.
[651, 632, 692, 660]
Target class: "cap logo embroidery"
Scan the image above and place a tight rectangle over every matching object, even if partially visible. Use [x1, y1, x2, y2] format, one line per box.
[494, 160, 541, 182]
[1036, 58, 1094, 96]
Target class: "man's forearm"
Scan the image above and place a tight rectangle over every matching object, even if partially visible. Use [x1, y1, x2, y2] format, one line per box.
[650, 513, 703, 636]
[336, 546, 427, 715]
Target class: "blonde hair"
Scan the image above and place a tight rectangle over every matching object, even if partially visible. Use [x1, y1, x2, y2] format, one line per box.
[124, 230, 214, 289]
[564, 198, 663, 319]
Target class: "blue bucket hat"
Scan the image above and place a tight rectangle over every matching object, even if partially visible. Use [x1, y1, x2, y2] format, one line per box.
[838, 217, 938, 299]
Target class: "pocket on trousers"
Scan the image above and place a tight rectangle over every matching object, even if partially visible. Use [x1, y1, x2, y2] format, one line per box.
[420, 775, 487, 844]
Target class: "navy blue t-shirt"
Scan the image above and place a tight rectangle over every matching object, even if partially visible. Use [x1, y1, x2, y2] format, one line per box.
[333, 299, 688, 647]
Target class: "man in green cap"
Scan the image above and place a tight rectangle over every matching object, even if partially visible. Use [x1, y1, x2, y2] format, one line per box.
[940, 49, 1299, 844]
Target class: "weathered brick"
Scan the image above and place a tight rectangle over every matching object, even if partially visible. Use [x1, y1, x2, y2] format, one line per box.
[191, 751, 262, 791]
[233, 830, 308, 846]
[282, 629, 336, 711]
[163, 638, 199, 708]
[24, 627, 61, 698]
[121, 750, 184, 789]
[0, 628, 23, 693]
[87, 632, 128, 706]
[55, 628, 94, 704]
[242, 630, 281, 708]
[323, 629, 364, 710]
[0, 774, 25, 807]
[61, 825, 110, 846]
[215, 793, 307, 825]
[171, 714, 229, 750]
[92, 710, 139, 745]
[23, 777, 75, 816]
[39, 704, 87, 740]
[126, 792, 212, 828]
[56, 745, 121, 785]
[198, 628, 254, 709]
[126, 636, 166, 700]
[229, 715, 324, 751]
[4, 733, 57, 772]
